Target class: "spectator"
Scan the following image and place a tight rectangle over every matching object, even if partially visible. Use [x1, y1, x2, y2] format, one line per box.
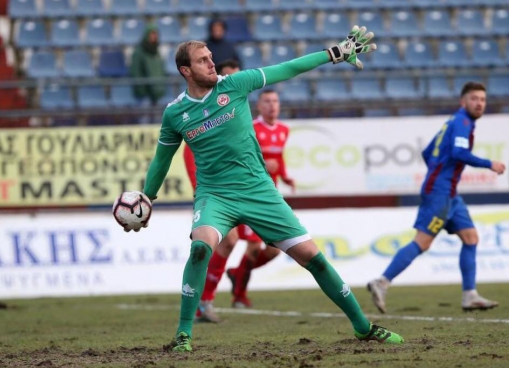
[206, 19, 241, 67]
[215, 59, 240, 75]
[130, 24, 166, 105]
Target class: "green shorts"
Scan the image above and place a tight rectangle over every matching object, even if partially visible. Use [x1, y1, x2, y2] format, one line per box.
[192, 181, 310, 251]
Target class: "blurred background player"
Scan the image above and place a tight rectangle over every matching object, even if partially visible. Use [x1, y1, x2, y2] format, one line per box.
[228, 89, 295, 308]
[367, 82, 506, 314]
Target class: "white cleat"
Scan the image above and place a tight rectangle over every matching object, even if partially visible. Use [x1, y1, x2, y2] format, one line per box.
[367, 278, 390, 314]
[462, 290, 499, 311]
[195, 301, 221, 323]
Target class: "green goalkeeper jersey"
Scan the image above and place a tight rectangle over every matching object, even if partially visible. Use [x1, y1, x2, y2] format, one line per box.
[159, 69, 269, 191]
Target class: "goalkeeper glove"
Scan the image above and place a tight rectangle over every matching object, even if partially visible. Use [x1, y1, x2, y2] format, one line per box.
[327, 25, 377, 70]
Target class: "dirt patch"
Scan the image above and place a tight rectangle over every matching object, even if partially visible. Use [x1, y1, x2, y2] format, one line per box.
[297, 338, 313, 345]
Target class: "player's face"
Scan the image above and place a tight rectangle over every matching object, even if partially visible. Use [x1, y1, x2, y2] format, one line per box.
[461, 90, 486, 119]
[188, 47, 218, 88]
[257, 92, 280, 123]
[219, 66, 240, 76]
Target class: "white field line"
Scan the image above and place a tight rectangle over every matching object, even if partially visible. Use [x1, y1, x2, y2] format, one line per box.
[115, 304, 509, 324]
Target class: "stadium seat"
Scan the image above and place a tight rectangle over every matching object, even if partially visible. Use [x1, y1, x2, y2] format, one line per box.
[471, 40, 504, 68]
[491, 9, 509, 36]
[110, 85, 138, 107]
[84, 18, 115, 46]
[165, 48, 179, 75]
[379, 0, 413, 9]
[268, 44, 297, 65]
[77, 86, 108, 108]
[355, 11, 386, 37]
[27, 51, 59, 78]
[43, 0, 73, 17]
[17, 20, 47, 47]
[279, 0, 311, 10]
[385, 77, 424, 99]
[157, 16, 183, 43]
[9, 0, 38, 18]
[187, 16, 208, 41]
[175, 0, 206, 13]
[389, 10, 420, 37]
[254, 14, 284, 41]
[236, 44, 264, 69]
[423, 10, 453, 36]
[370, 41, 401, 69]
[488, 75, 509, 97]
[351, 79, 384, 100]
[321, 13, 351, 38]
[51, 19, 80, 47]
[403, 41, 434, 68]
[119, 18, 146, 45]
[210, 0, 242, 13]
[63, 50, 95, 78]
[315, 78, 350, 101]
[426, 75, 454, 99]
[289, 13, 317, 40]
[245, 0, 276, 12]
[453, 75, 484, 96]
[110, 0, 140, 16]
[314, 0, 342, 10]
[438, 40, 469, 68]
[98, 49, 127, 77]
[40, 85, 74, 109]
[457, 9, 487, 36]
[225, 17, 252, 42]
[75, 0, 106, 16]
[277, 79, 311, 103]
[343, 0, 376, 10]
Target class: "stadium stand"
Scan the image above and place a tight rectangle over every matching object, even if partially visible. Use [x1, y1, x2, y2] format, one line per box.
[63, 50, 95, 78]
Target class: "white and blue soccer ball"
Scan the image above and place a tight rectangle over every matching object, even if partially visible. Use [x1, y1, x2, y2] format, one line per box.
[112, 191, 152, 232]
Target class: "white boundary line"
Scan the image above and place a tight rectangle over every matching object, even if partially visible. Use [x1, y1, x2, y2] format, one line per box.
[116, 304, 509, 324]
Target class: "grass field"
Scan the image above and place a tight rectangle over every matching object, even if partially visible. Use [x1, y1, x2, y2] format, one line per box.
[0, 283, 508, 368]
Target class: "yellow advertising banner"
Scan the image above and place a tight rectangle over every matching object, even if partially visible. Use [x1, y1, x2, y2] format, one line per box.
[0, 126, 194, 207]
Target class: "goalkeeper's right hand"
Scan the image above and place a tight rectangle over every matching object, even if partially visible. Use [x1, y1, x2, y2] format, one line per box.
[327, 25, 377, 70]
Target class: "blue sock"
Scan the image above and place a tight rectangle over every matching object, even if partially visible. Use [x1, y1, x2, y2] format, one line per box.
[383, 241, 423, 281]
[459, 244, 477, 291]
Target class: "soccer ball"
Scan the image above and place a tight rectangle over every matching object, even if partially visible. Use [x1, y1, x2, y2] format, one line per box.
[112, 191, 152, 232]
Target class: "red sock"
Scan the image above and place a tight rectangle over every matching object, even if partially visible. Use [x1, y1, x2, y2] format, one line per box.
[201, 252, 227, 301]
[234, 255, 254, 298]
[253, 250, 270, 269]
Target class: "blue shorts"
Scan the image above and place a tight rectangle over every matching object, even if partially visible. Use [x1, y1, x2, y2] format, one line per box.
[414, 194, 474, 236]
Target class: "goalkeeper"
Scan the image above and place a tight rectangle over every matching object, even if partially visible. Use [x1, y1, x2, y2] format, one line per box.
[143, 26, 404, 352]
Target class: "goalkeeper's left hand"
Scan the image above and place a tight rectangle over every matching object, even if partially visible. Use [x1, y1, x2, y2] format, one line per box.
[327, 25, 377, 70]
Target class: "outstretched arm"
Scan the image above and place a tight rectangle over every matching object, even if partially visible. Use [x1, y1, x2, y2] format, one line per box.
[143, 142, 180, 200]
[450, 120, 491, 169]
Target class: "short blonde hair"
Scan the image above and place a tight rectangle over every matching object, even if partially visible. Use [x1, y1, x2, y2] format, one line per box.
[175, 41, 207, 77]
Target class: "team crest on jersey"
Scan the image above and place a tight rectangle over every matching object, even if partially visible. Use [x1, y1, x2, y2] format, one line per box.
[217, 94, 230, 106]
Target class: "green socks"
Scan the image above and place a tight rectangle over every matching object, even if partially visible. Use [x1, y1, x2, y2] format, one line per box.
[177, 240, 213, 337]
[305, 252, 371, 334]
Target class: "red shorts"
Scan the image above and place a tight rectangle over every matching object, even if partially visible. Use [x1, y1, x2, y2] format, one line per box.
[237, 224, 262, 242]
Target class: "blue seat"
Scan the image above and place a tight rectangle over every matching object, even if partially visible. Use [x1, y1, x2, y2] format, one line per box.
[315, 78, 350, 101]
[471, 40, 504, 67]
[278, 79, 311, 103]
[321, 13, 350, 38]
[315, 0, 342, 10]
[279, 0, 311, 10]
[351, 79, 384, 100]
[423, 10, 453, 36]
[63, 50, 95, 78]
[78, 86, 108, 108]
[245, 0, 276, 11]
[427, 76, 454, 99]
[210, 0, 242, 13]
[51, 19, 79, 47]
[236, 44, 264, 69]
[404, 41, 434, 68]
[84, 18, 115, 46]
[17, 20, 47, 47]
[254, 14, 284, 41]
[379, 0, 413, 9]
[289, 13, 317, 40]
[370, 41, 401, 69]
[187, 16, 208, 40]
[40, 85, 74, 109]
[119, 18, 146, 45]
[356, 11, 386, 37]
[453, 76, 484, 96]
[438, 40, 469, 68]
[98, 50, 127, 77]
[9, 0, 38, 18]
[225, 17, 252, 42]
[386, 77, 423, 99]
[390, 10, 420, 36]
[28, 51, 59, 78]
[175, 0, 206, 13]
[110, 85, 138, 107]
[488, 75, 509, 97]
[491, 9, 509, 36]
[457, 9, 487, 36]
[268, 44, 297, 65]
[43, 0, 73, 17]
[76, 0, 106, 16]
[343, 0, 376, 10]
[165, 48, 179, 75]
[110, 0, 140, 16]
[157, 16, 183, 43]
